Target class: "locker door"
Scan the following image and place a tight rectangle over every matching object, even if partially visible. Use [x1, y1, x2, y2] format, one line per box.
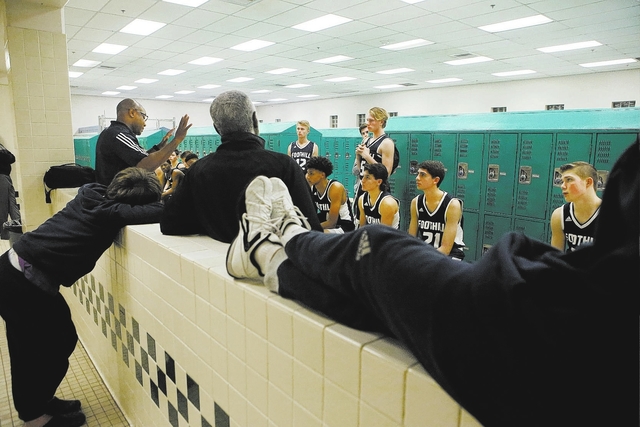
[456, 134, 484, 212]
[432, 133, 457, 195]
[484, 133, 518, 216]
[321, 137, 333, 160]
[515, 133, 553, 220]
[407, 133, 433, 202]
[550, 133, 594, 214]
[461, 210, 479, 262]
[513, 218, 547, 243]
[480, 214, 512, 257]
[388, 133, 410, 229]
[593, 133, 637, 195]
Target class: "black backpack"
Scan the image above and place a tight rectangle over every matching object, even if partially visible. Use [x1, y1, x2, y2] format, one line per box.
[43, 163, 96, 203]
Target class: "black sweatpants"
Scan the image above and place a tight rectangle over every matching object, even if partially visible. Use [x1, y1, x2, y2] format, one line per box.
[0, 252, 78, 421]
[276, 225, 632, 427]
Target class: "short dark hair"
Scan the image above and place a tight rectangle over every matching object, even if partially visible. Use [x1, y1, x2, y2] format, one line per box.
[184, 153, 199, 162]
[359, 124, 368, 133]
[180, 150, 193, 160]
[417, 160, 446, 187]
[306, 156, 333, 177]
[106, 167, 161, 204]
[363, 162, 389, 192]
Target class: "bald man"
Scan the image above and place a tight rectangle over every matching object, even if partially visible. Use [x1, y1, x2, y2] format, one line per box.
[95, 98, 191, 185]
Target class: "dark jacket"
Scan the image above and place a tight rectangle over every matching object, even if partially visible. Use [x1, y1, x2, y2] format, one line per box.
[13, 183, 163, 291]
[161, 131, 322, 243]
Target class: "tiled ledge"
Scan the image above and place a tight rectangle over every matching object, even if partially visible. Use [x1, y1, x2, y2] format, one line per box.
[53, 188, 482, 427]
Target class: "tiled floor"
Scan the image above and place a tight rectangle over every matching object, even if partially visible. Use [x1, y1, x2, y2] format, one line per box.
[0, 241, 130, 427]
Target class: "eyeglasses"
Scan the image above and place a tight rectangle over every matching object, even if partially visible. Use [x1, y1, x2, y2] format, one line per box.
[136, 110, 148, 121]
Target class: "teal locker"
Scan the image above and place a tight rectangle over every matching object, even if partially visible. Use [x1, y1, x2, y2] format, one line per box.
[550, 133, 594, 213]
[593, 133, 637, 195]
[484, 133, 518, 216]
[515, 133, 553, 220]
[461, 210, 479, 262]
[388, 133, 410, 229]
[406, 133, 433, 202]
[432, 133, 457, 195]
[137, 128, 167, 151]
[513, 218, 547, 242]
[456, 133, 485, 212]
[73, 134, 98, 167]
[480, 214, 513, 257]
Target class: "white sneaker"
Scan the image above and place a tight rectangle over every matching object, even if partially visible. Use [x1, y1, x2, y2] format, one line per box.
[268, 177, 312, 236]
[226, 176, 281, 279]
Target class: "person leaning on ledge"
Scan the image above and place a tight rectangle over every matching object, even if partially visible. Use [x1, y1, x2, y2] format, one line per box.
[95, 98, 192, 185]
[160, 90, 322, 243]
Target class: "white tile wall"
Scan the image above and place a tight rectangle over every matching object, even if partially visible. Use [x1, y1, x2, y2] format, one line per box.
[53, 189, 475, 427]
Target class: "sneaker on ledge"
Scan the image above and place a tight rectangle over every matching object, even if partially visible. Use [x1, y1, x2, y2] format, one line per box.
[226, 176, 282, 279]
[269, 177, 312, 236]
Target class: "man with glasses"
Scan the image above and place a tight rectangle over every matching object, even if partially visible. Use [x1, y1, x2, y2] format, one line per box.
[95, 98, 191, 185]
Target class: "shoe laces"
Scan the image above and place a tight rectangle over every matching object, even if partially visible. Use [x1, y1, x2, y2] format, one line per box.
[243, 212, 281, 234]
[271, 200, 309, 234]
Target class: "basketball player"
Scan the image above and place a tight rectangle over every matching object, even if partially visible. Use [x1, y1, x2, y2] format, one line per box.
[287, 120, 318, 173]
[408, 160, 465, 260]
[550, 161, 602, 252]
[305, 156, 354, 233]
[358, 163, 399, 229]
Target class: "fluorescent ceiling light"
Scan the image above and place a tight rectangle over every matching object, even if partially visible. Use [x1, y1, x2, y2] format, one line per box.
[492, 69, 536, 77]
[92, 43, 128, 55]
[266, 68, 297, 74]
[285, 84, 310, 88]
[445, 56, 493, 65]
[156, 95, 173, 99]
[251, 90, 271, 93]
[252, 101, 263, 105]
[189, 57, 223, 65]
[73, 59, 101, 67]
[158, 69, 185, 76]
[163, 0, 208, 6]
[381, 39, 433, 51]
[375, 84, 403, 89]
[537, 40, 602, 53]
[268, 98, 287, 102]
[325, 77, 356, 82]
[68, 71, 83, 78]
[102, 91, 120, 95]
[313, 55, 353, 64]
[227, 77, 254, 83]
[293, 14, 352, 32]
[230, 39, 274, 52]
[479, 15, 552, 33]
[175, 90, 195, 94]
[198, 84, 221, 89]
[120, 19, 166, 36]
[580, 58, 637, 68]
[427, 78, 462, 83]
[135, 78, 158, 84]
[117, 85, 137, 90]
[203, 98, 215, 102]
[377, 68, 414, 74]
[298, 94, 319, 98]
[401, 0, 426, 3]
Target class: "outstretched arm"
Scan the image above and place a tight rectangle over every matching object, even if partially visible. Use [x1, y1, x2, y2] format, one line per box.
[438, 199, 462, 256]
[137, 115, 192, 171]
[550, 207, 565, 251]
